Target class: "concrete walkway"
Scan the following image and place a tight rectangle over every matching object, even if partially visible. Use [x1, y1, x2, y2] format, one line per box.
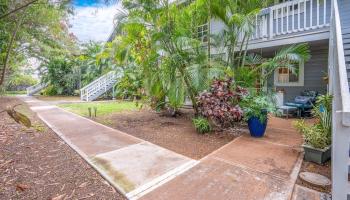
[19, 96, 197, 199]
[20, 96, 304, 200]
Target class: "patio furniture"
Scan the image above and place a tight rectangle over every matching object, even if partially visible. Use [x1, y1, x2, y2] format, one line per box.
[275, 91, 298, 119]
[285, 91, 318, 117]
[277, 105, 298, 119]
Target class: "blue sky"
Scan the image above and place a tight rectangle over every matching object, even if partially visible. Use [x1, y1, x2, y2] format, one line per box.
[69, 0, 121, 43]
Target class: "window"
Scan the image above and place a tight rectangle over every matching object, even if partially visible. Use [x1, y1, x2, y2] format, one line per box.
[274, 62, 304, 86]
[195, 23, 208, 43]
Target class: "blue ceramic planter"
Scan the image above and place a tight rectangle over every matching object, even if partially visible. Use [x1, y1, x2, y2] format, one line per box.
[247, 116, 267, 137]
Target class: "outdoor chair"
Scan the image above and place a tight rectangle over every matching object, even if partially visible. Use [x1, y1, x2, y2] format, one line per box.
[284, 91, 318, 118]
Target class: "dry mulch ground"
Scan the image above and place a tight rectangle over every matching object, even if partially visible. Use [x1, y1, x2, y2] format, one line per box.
[96, 109, 247, 160]
[0, 97, 126, 200]
[296, 160, 331, 194]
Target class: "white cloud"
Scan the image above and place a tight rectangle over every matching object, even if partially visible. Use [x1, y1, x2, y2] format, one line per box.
[68, 4, 121, 43]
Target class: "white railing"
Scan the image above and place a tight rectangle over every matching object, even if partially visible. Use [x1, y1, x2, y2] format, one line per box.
[250, 0, 330, 41]
[26, 82, 48, 96]
[80, 71, 116, 101]
[329, 0, 350, 199]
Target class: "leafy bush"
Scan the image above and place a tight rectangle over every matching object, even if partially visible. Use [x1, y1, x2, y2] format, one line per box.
[294, 120, 331, 149]
[42, 85, 58, 96]
[294, 94, 332, 149]
[6, 74, 38, 91]
[192, 117, 211, 134]
[42, 58, 79, 96]
[234, 67, 258, 88]
[197, 78, 247, 128]
[240, 94, 277, 123]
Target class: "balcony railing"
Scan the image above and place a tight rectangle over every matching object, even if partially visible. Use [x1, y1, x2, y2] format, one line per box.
[249, 0, 331, 42]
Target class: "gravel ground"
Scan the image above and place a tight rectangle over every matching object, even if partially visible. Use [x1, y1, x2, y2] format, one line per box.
[96, 109, 248, 160]
[0, 96, 126, 200]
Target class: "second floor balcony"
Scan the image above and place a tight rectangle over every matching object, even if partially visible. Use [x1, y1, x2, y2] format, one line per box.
[246, 0, 331, 49]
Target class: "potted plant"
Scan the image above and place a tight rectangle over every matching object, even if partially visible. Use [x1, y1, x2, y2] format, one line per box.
[294, 94, 332, 164]
[241, 94, 276, 137]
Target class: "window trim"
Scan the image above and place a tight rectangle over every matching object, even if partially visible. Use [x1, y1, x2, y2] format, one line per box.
[274, 61, 304, 87]
[195, 23, 209, 43]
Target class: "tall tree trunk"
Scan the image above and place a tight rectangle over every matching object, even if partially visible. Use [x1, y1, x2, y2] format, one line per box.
[0, 14, 24, 86]
[207, 4, 211, 63]
[237, 33, 247, 67]
[240, 36, 250, 68]
[179, 66, 199, 114]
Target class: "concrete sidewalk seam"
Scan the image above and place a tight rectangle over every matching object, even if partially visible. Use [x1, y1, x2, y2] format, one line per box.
[127, 160, 199, 200]
[243, 136, 302, 149]
[287, 154, 304, 200]
[200, 136, 244, 161]
[210, 156, 291, 182]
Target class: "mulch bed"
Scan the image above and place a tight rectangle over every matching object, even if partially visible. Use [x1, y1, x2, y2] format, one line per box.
[96, 108, 248, 160]
[0, 97, 126, 200]
[296, 160, 331, 193]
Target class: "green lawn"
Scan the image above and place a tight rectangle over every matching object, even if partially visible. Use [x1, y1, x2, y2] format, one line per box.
[3, 91, 26, 96]
[59, 101, 138, 117]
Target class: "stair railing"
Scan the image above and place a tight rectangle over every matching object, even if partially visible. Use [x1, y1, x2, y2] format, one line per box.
[80, 71, 116, 101]
[329, 0, 350, 199]
[26, 82, 48, 96]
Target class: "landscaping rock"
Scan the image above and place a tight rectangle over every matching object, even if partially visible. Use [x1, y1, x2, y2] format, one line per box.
[299, 172, 331, 187]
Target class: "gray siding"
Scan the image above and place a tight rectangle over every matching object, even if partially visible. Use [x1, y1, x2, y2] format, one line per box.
[338, 0, 350, 30]
[338, 0, 350, 89]
[266, 41, 328, 102]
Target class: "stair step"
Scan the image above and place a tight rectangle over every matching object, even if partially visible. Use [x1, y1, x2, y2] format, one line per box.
[343, 33, 350, 39]
[345, 50, 350, 56]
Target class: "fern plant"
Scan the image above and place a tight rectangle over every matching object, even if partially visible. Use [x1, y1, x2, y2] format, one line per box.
[192, 117, 212, 134]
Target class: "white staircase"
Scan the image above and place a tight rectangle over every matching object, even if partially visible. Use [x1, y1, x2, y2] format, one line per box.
[26, 83, 48, 96]
[80, 71, 117, 101]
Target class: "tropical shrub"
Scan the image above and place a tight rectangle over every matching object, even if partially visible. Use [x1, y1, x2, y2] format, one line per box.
[294, 94, 332, 149]
[192, 117, 212, 134]
[42, 85, 58, 96]
[234, 67, 258, 88]
[6, 74, 38, 91]
[197, 78, 247, 128]
[240, 93, 277, 123]
[294, 120, 331, 149]
[42, 58, 79, 96]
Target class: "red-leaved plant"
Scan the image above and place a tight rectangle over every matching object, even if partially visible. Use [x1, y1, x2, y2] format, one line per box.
[197, 78, 248, 128]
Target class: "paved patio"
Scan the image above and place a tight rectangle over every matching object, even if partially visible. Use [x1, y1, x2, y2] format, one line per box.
[20, 96, 304, 200]
[140, 117, 303, 200]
